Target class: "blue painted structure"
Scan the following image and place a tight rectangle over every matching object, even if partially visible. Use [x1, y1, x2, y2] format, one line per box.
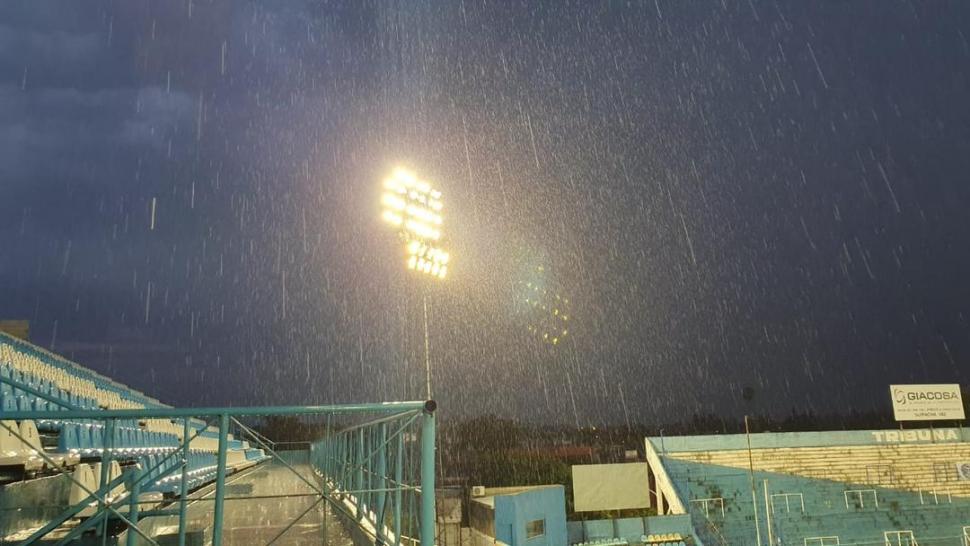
[491, 485, 568, 546]
[646, 429, 970, 546]
[1, 332, 438, 546]
[662, 457, 970, 546]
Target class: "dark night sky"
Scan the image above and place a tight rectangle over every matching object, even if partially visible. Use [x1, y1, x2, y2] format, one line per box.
[2, 1, 969, 425]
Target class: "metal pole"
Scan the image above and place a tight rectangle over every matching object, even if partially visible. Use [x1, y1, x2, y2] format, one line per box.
[178, 418, 190, 546]
[212, 413, 229, 546]
[126, 467, 142, 546]
[376, 422, 388, 545]
[420, 407, 436, 546]
[423, 293, 432, 401]
[99, 418, 114, 545]
[322, 488, 329, 546]
[745, 416, 762, 546]
[394, 428, 403, 546]
[763, 479, 773, 546]
[356, 430, 365, 521]
[365, 428, 373, 522]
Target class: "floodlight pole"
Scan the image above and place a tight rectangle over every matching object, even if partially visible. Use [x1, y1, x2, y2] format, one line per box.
[423, 291, 432, 401]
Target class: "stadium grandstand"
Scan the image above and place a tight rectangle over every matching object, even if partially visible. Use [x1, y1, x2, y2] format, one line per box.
[0, 330, 438, 545]
[644, 428, 970, 546]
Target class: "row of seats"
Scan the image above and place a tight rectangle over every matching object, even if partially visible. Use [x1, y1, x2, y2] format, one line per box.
[572, 537, 687, 546]
[57, 423, 180, 457]
[1, 333, 268, 478]
[1, 417, 265, 473]
[642, 533, 685, 543]
[1, 367, 101, 410]
[662, 455, 970, 546]
[1, 350, 184, 439]
[0, 336, 162, 411]
[65, 449, 268, 519]
[0, 333, 272, 543]
[669, 442, 970, 497]
[69, 461, 129, 518]
[1, 420, 59, 472]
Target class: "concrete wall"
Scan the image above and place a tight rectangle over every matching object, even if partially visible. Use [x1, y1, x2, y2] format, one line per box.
[493, 486, 567, 546]
[643, 439, 686, 514]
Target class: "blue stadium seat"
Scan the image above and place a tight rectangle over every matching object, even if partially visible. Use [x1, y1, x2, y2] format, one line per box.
[1, 332, 269, 500]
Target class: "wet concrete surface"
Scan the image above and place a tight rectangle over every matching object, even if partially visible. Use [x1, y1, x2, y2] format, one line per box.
[136, 462, 353, 546]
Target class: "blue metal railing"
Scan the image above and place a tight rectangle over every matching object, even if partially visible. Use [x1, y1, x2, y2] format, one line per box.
[0, 399, 437, 546]
[310, 400, 437, 546]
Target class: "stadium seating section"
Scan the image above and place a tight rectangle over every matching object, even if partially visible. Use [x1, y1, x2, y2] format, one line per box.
[0, 331, 270, 539]
[647, 431, 970, 546]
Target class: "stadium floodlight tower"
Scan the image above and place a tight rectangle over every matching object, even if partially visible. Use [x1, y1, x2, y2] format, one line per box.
[380, 167, 449, 400]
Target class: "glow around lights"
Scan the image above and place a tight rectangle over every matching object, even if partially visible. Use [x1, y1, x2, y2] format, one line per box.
[381, 168, 445, 242]
[522, 269, 570, 346]
[381, 167, 450, 280]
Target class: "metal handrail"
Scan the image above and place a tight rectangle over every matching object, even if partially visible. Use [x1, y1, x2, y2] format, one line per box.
[2, 401, 436, 546]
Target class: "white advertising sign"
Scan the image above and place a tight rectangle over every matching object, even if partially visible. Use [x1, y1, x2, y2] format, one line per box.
[957, 463, 970, 481]
[890, 384, 965, 421]
[572, 463, 650, 512]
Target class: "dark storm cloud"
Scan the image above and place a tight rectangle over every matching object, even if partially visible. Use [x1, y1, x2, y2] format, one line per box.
[0, 23, 101, 75]
[0, 84, 193, 181]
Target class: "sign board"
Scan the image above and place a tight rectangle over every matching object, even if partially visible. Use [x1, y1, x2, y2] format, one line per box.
[957, 463, 970, 481]
[572, 463, 650, 512]
[890, 384, 965, 421]
[871, 429, 960, 443]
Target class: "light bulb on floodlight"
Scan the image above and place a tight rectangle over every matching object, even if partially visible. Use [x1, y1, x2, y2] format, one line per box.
[382, 210, 403, 226]
[381, 167, 450, 280]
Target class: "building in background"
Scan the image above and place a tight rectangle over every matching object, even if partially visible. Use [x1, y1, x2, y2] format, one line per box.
[645, 428, 970, 546]
[0, 320, 29, 341]
[468, 485, 567, 546]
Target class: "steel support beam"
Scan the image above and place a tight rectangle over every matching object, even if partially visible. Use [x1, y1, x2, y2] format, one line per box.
[212, 412, 230, 546]
[376, 422, 388, 545]
[3, 401, 428, 421]
[420, 405, 436, 546]
[178, 417, 190, 546]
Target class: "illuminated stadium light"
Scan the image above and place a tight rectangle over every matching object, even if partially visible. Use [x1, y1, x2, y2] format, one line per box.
[381, 167, 445, 242]
[406, 241, 449, 279]
[380, 167, 450, 279]
[379, 167, 451, 401]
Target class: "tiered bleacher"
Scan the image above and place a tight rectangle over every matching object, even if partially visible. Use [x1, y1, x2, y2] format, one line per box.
[0, 331, 270, 539]
[645, 429, 970, 546]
